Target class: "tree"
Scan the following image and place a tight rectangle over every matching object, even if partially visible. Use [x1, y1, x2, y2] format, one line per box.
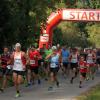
[0, 0, 99, 50]
[86, 24, 100, 48]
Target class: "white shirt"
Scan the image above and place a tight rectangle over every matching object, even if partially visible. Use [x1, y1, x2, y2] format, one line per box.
[87, 53, 93, 63]
[13, 52, 24, 71]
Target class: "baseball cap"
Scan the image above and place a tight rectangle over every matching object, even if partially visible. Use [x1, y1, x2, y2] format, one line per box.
[15, 43, 21, 48]
[52, 46, 57, 50]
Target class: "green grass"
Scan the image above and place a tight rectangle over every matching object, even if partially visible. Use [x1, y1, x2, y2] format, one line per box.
[77, 84, 100, 100]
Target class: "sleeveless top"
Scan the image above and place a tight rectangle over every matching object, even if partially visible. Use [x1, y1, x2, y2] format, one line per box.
[87, 53, 93, 64]
[13, 52, 25, 71]
[71, 54, 78, 63]
[50, 54, 59, 68]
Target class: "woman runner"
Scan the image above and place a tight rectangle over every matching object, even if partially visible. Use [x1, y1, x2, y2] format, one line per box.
[46, 46, 61, 91]
[11, 43, 26, 98]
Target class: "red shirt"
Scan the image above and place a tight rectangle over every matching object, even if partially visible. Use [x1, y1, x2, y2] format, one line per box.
[29, 50, 40, 68]
[79, 61, 87, 73]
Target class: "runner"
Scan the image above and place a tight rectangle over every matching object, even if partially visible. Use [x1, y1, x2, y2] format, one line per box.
[61, 46, 70, 78]
[40, 44, 47, 63]
[79, 56, 88, 88]
[25, 47, 32, 87]
[96, 48, 100, 70]
[28, 45, 41, 85]
[44, 46, 52, 80]
[0, 47, 11, 92]
[56, 44, 62, 74]
[80, 49, 88, 61]
[46, 46, 61, 91]
[86, 49, 96, 80]
[11, 43, 26, 98]
[57, 44, 62, 56]
[69, 48, 79, 84]
[39, 44, 47, 79]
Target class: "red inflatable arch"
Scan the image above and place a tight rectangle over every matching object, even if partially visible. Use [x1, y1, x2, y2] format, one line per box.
[39, 9, 100, 48]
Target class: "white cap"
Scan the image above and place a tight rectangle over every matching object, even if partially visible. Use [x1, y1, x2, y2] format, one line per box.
[52, 46, 57, 50]
[15, 43, 21, 48]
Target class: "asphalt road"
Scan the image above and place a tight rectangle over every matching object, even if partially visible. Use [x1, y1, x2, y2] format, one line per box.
[0, 71, 100, 100]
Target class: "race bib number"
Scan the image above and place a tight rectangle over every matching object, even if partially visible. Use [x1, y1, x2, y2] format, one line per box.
[7, 65, 11, 69]
[63, 57, 66, 61]
[30, 60, 35, 65]
[63, 57, 68, 62]
[71, 59, 77, 63]
[15, 59, 21, 65]
[80, 65, 84, 69]
[50, 63, 57, 68]
[87, 60, 93, 64]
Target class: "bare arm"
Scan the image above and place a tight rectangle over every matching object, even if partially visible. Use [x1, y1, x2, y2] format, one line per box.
[45, 53, 52, 60]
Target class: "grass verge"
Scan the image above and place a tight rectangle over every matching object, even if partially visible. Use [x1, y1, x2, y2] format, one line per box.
[76, 83, 100, 100]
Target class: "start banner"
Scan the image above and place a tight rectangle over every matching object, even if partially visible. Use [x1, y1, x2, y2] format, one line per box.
[62, 9, 100, 21]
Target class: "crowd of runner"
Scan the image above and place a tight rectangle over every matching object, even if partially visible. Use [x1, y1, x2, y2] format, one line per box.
[0, 43, 100, 98]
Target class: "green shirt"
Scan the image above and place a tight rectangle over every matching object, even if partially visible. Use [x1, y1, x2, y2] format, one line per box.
[44, 49, 52, 61]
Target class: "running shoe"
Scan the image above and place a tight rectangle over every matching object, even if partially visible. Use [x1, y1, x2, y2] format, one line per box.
[38, 79, 41, 85]
[56, 81, 59, 87]
[92, 76, 94, 80]
[45, 78, 48, 81]
[70, 79, 73, 84]
[25, 83, 31, 87]
[86, 77, 89, 81]
[79, 85, 82, 88]
[48, 87, 53, 91]
[0, 88, 4, 93]
[15, 93, 20, 98]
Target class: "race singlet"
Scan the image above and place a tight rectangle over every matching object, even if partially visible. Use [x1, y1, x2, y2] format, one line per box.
[13, 52, 24, 71]
[71, 54, 78, 63]
[15, 59, 21, 65]
[87, 54, 93, 63]
[50, 54, 59, 68]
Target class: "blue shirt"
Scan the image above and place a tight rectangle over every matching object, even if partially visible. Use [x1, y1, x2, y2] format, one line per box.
[50, 54, 59, 68]
[62, 49, 70, 63]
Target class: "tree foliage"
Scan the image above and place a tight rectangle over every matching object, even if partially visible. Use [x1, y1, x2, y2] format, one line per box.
[86, 24, 100, 48]
[0, 0, 100, 50]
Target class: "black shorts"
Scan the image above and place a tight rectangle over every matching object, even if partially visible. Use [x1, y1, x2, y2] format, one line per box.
[96, 59, 100, 64]
[63, 62, 68, 68]
[50, 67, 59, 75]
[13, 70, 25, 76]
[0, 68, 12, 76]
[31, 67, 39, 74]
[70, 63, 78, 70]
[80, 73, 86, 78]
